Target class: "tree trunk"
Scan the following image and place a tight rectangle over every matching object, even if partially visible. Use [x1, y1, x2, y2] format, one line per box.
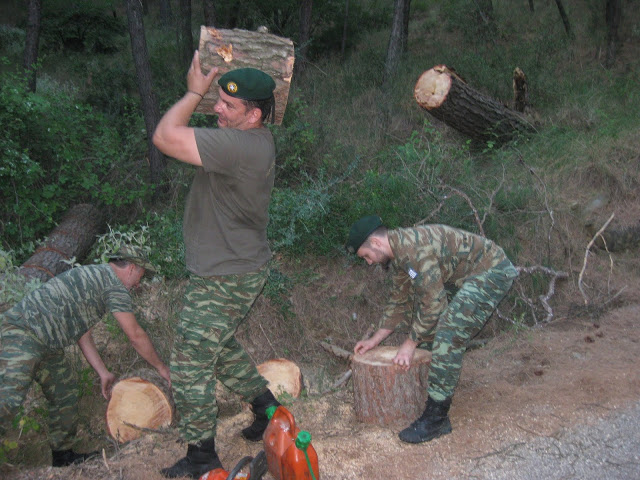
[296, 0, 313, 75]
[414, 65, 535, 144]
[554, 0, 573, 38]
[512, 67, 530, 113]
[341, 0, 349, 59]
[203, 0, 216, 27]
[257, 358, 303, 398]
[196, 26, 295, 125]
[529, 0, 534, 12]
[402, 0, 411, 53]
[352, 346, 431, 425]
[383, 0, 406, 84]
[158, 0, 173, 27]
[18, 204, 104, 282]
[105, 368, 174, 444]
[605, 0, 622, 69]
[179, 0, 194, 68]
[23, 0, 41, 93]
[125, 0, 167, 189]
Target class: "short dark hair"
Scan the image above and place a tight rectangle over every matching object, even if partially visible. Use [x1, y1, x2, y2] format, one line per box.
[243, 96, 275, 123]
[361, 226, 388, 249]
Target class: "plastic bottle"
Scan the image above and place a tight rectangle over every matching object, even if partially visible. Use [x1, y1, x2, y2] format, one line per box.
[281, 430, 319, 480]
[263, 405, 299, 480]
[199, 468, 248, 480]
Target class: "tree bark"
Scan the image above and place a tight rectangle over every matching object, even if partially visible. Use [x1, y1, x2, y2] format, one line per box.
[179, 0, 194, 68]
[528, 0, 535, 12]
[105, 368, 174, 444]
[125, 0, 167, 189]
[296, 0, 313, 75]
[352, 346, 431, 425]
[196, 26, 295, 125]
[257, 358, 303, 398]
[414, 65, 535, 144]
[203, 0, 216, 27]
[23, 0, 41, 93]
[18, 204, 104, 282]
[158, 0, 173, 27]
[554, 0, 573, 38]
[512, 67, 530, 113]
[402, 0, 411, 53]
[605, 0, 622, 68]
[383, 0, 406, 84]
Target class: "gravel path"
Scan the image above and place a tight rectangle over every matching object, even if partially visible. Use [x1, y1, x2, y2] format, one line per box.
[455, 401, 640, 479]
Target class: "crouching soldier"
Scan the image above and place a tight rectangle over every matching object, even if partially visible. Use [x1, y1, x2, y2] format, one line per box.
[347, 215, 517, 443]
[0, 246, 171, 466]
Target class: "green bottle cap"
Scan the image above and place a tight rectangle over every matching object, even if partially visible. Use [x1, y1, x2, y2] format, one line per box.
[295, 430, 312, 450]
[266, 405, 278, 419]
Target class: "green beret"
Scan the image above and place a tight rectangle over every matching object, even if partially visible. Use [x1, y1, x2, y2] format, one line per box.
[108, 245, 156, 274]
[218, 68, 276, 101]
[345, 215, 383, 254]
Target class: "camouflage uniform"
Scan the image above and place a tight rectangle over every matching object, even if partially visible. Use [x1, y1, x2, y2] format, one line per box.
[0, 265, 133, 449]
[170, 264, 270, 442]
[382, 225, 518, 401]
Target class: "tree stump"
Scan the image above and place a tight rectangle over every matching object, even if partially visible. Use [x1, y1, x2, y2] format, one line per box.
[105, 368, 174, 443]
[18, 203, 104, 282]
[196, 26, 295, 125]
[414, 65, 535, 145]
[351, 346, 431, 426]
[257, 358, 303, 398]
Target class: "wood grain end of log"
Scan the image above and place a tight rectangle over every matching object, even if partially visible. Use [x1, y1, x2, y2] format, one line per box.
[257, 358, 303, 399]
[414, 67, 452, 110]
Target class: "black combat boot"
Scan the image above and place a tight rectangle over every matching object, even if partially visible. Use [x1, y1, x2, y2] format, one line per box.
[241, 389, 280, 442]
[160, 437, 222, 479]
[398, 396, 452, 444]
[51, 449, 98, 467]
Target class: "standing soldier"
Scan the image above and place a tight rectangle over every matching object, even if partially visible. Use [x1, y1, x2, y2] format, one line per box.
[153, 51, 280, 478]
[347, 215, 517, 443]
[0, 246, 170, 466]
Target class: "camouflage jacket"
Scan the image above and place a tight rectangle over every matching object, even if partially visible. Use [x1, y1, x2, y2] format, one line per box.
[1, 264, 133, 349]
[381, 225, 510, 341]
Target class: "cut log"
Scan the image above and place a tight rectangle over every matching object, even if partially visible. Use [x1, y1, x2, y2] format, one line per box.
[257, 358, 303, 398]
[196, 26, 295, 125]
[18, 203, 104, 282]
[351, 346, 431, 426]
[512, 67, 530, 113]
[105, 368, 174, 443]
[414, 65, 535, 144]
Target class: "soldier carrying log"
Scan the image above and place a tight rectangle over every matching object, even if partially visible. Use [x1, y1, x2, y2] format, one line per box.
[0, 246, 170, 466]
[347, 215, 518, 443]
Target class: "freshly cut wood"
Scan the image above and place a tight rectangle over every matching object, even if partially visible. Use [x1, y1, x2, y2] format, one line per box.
[352, 346, 431, 426]
[257, 358, 303, 398]
[18, 203, 104, 282]
[196, 26, 295, 125]
[105, 368, 174, 443]
[414, 65, 535, 144]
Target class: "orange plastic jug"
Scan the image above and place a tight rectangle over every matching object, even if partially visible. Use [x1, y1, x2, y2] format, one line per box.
[199, 468, 248, 480]
[263, 405, 299, 480]
[281, 430, 319, 480]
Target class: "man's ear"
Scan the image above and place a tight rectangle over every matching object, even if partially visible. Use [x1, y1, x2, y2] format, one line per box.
[248, 107, 262, 125]
[369, 236, 381, 249]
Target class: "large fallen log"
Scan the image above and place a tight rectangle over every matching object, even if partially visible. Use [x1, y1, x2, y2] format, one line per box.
[105, 368, 174, 444]
[18, 203, 104, 282]
[196, 26, 295, 125]
[414, 65, 535, 144]
[351, 346, 431, 426]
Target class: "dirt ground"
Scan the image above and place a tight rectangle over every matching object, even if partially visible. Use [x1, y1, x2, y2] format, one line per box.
[2, 243, 639, 480]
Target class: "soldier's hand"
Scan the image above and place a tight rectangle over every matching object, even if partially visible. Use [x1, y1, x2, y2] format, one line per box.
[158, 364, 172, 389]
[101, 372, 117, 400]
[354, 338, 377, 355]
[393, 338, 418, 371]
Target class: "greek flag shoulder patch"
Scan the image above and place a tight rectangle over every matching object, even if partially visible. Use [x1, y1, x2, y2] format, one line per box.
[408, 268, 418, 279]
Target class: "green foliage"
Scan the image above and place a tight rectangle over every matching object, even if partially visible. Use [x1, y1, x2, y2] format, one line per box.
[0, 248, 42, 307]
[264, 267, 295, 321]
[90, 224, 152, 264]
[145, 210, 188, 279]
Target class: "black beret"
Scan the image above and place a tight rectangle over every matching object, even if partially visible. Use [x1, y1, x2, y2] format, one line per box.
[346, 215, 383, 254]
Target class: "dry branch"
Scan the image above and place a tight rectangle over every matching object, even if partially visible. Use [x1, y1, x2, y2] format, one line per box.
[516, 265, 569, 323]
[578, 213, 615, 305]
[320, 341, 353, 361]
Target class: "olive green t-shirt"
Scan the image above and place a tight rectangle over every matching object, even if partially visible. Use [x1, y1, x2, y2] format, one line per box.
[2, 264, 133, 349]
[186, 127, 275, 276]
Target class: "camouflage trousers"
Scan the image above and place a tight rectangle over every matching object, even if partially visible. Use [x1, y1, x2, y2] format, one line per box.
[0, 321, 79, 450]
[419, 259, 518, 401]
[170, 264, 270, 442]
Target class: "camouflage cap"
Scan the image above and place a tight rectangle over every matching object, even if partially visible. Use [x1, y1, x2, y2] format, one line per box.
[108, 245, 156, 274]
[218, 68, 276, 101]
[345, 215, 383, 254]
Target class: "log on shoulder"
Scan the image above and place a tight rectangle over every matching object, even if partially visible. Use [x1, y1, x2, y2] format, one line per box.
[18, 203, 104, 282]
[352, 346, 431, 426]
[105, 368, 174, 444]
[196, 26, 295, 125]
[414, 65, 535, 144]
[257, 358, 303, 399]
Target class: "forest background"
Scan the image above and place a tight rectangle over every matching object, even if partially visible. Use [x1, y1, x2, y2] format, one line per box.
[0, 0, 639, 472]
